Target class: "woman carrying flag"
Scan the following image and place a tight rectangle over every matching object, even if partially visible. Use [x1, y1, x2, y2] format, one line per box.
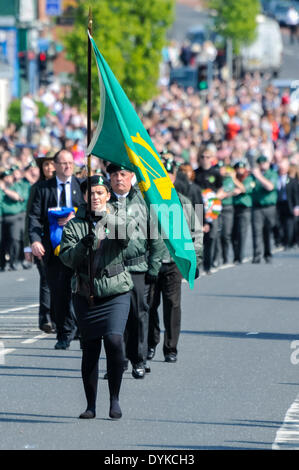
[59, 174, 133, 420]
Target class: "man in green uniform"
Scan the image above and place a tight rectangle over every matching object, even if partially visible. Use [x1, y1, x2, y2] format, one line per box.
[147, 158, 203, 364]
[232, 161, 255, 264]
[0, 172, 6, 268]
[106, 163, 163, 379]
[215, 162, 245, 266]
[0, 168, 30, 271]
[251, 155, 278, 263]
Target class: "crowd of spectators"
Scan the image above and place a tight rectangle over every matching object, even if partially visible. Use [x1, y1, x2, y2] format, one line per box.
[1, 65, 299, 274]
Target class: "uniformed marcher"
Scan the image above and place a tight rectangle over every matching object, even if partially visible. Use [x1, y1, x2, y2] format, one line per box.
[0, 168, 30, 271]
[147, 158, 203, 363]
[59, 174, 134, 419]
[251, 155, 278, 263]
[232, 161, 255, 264]
[0, 176, 4, 264]
[106, 163, 162, 379]
[215, 161, 245, 266]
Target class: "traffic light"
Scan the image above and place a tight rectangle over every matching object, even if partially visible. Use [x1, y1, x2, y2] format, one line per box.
[18, 51, 27, 80]
[198, 64, 208, 90]
[38, 52, 50, 85]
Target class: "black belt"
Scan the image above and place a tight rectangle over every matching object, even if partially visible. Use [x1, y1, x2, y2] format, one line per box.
[98, 263, 125, 278]
[124, 255, 146, 267]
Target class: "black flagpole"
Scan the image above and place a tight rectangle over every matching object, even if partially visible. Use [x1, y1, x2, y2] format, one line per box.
[87, 8, 94, 305]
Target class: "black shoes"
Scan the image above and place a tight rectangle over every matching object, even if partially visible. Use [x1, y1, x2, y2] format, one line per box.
[144, 361, 151, 373]
[132, 363, 145, 379]
[109, 399, 122, 419]
[252, 256, 261, 264]
[8, 264, 18, 271]
[54, 340, 69, 350]
[79, 402, 122, 420]
[265, 256, 272, 264]
[164, 353, 177, 363]
[79, 409, 96, 419]
[147, 347, 156, 360]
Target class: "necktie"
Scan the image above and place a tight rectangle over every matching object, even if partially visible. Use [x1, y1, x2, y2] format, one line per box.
[60, 183, 66, 207]
[118, 196, 126, 205]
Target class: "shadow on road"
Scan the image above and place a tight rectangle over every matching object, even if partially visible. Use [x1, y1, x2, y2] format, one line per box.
[199, 293, 299, 302]
[181, 330, 299, 341]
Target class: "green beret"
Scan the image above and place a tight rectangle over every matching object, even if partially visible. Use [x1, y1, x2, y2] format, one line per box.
[256, 155, 268, 164]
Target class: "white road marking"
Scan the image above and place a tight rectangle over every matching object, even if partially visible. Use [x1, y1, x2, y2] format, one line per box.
[0, 304, 38, 314]
[21, 333, 48, 344]
[272, 394, 299, 450]
[0, 344, 16, 364]
[0, 348, 16, 355]
[0, 315, 37, 319]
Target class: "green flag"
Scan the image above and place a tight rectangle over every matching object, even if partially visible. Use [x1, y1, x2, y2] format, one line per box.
[87, 34, 197, 288]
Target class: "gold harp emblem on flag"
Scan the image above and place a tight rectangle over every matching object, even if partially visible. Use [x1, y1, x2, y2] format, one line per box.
[125, 133, 174, 200]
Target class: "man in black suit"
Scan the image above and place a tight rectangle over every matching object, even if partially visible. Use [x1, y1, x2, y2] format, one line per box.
[276, 158, 299, 249]
[28, 149, 85, 349]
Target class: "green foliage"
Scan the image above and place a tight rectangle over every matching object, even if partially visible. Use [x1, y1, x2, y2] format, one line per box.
[7, 98, 49, 129]
[35, 100, 49, 119]
[61, 0, 175, 116]
[209, 0, 260, 53]
[7, 99, 22, 129]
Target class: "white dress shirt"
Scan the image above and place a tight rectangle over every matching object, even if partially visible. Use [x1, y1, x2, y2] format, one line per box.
[56, 176, 72, 207]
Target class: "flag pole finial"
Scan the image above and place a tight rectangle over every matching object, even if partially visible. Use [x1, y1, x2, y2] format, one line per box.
[88, 7, 93, 34]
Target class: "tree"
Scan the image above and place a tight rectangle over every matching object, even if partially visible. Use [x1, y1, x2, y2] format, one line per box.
[61, 0, 175, 115]
[208, 0, 260, 53]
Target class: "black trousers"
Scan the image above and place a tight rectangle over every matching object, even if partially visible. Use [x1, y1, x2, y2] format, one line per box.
[232, 206, 251, 262]
[0, 213, 24, 268]
[124, 272, 150, 366]
[276, 201, 295, 248]
[148, 262, 182, 356]
[252, 205, 276, 259]
[0, 217, 2, 265]
[45, 255, 77, 343]
[35, 258, 54, 329]
[220, 205, 234, 264]
[203, 218, 218, 272]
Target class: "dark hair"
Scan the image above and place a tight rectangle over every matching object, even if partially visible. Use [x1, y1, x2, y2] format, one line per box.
[53, 148, 68, 163]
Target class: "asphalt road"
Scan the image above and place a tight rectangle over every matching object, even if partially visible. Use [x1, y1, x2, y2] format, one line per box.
[0, 248, 299, 451]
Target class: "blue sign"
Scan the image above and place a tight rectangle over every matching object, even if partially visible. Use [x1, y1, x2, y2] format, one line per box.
[46, 0, 62, 16]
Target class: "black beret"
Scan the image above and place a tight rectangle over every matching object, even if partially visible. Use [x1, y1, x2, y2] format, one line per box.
[80, 174, 110, 193]
[233, 161, 246, 169]
[106, 163, 131, 174]
[161, 157, 177, 174]
[0, 169, 12, 179]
